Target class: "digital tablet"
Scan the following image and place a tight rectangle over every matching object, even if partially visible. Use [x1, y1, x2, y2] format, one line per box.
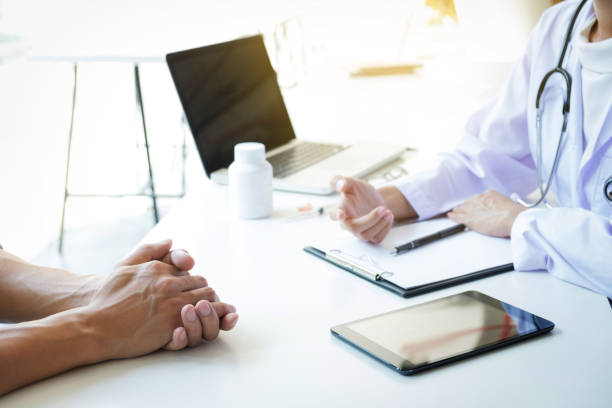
[331, 291, 554, 375]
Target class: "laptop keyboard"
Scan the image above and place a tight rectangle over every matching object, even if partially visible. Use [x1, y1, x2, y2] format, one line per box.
[268, 142, 346, 179]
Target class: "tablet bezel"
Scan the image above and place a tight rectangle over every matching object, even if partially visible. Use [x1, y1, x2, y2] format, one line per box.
[331, 291, 555, 375]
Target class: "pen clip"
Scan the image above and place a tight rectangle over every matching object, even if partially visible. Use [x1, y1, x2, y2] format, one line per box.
[326, 249, 393, 281]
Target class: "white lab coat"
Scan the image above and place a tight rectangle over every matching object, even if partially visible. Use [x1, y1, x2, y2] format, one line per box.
[394, 0, 612, 297]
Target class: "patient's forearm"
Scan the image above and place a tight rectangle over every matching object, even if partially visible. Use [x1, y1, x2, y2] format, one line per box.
[0, 308, 103, 396]
[0, 251, 99, 322]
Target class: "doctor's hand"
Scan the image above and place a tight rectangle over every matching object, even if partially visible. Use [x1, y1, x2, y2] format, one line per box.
[447, 190, 527, 238]
[329, 176, 417, 244]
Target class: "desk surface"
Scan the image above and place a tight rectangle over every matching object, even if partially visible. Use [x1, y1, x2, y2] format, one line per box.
[3, 180, 611, 407]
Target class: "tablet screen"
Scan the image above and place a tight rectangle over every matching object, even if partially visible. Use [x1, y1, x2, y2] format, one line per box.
[334, 291, 554, 371]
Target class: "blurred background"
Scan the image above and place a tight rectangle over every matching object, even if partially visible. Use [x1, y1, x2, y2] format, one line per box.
[0, 0, 558, 274]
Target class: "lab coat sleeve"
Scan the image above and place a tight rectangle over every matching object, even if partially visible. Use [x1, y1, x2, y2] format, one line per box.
[511, 208, 612, 298]
[392, 20, 545, 219]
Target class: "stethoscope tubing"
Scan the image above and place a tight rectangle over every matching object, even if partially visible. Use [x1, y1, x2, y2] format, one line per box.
[521, 0, 592, 208]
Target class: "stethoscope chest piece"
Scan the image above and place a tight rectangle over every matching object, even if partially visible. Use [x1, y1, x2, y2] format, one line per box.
[605, 177, 612, 202]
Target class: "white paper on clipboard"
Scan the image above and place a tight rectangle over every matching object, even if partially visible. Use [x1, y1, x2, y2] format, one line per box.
[316, 218, 513, 289]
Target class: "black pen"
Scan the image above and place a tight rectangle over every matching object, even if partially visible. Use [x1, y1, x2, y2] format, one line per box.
[390, 223, 467, 255]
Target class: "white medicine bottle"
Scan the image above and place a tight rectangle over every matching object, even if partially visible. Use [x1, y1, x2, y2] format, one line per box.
[228, 142, 273, 219]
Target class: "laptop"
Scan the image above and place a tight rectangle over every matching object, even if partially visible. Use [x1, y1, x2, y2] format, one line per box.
[166, 35, 405, 195]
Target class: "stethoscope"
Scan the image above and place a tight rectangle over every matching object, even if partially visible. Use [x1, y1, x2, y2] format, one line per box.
[514, 0, 612, 207]
[606, 177, 612, 202]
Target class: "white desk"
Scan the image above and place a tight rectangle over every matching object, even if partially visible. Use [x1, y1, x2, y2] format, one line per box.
[3, 180, 611, 407]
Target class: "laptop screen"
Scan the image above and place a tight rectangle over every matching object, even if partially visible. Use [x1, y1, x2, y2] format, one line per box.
[166, 35, 296, 176]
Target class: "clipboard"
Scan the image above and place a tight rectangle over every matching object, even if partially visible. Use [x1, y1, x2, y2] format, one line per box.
[304, 218, 514, 298]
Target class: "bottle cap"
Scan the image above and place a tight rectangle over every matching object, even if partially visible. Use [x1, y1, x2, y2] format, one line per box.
[234, 142, 266, 164]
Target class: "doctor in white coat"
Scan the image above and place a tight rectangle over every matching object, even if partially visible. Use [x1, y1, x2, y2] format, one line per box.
[331, 0, 612, 298]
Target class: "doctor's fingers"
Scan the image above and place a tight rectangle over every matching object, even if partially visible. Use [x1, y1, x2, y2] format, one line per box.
[330, 176, 362, 218]
[447, 207, 464, 218]
[449, 199, 477, 215]
[331, 195, 358, 221]
[333, 195, 355, 221]
[447, 205, 478, 226]
[343, 207, 391, 238]
[371, 216, 394, 244]
[359, 211, 393, 243]
[330, 205, 344, 221]
[447, 210, 466, 224]
[330, 175, 358, 194]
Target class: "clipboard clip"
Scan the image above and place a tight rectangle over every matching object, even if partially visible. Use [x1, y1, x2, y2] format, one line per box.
[326, 249, 394, 282]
